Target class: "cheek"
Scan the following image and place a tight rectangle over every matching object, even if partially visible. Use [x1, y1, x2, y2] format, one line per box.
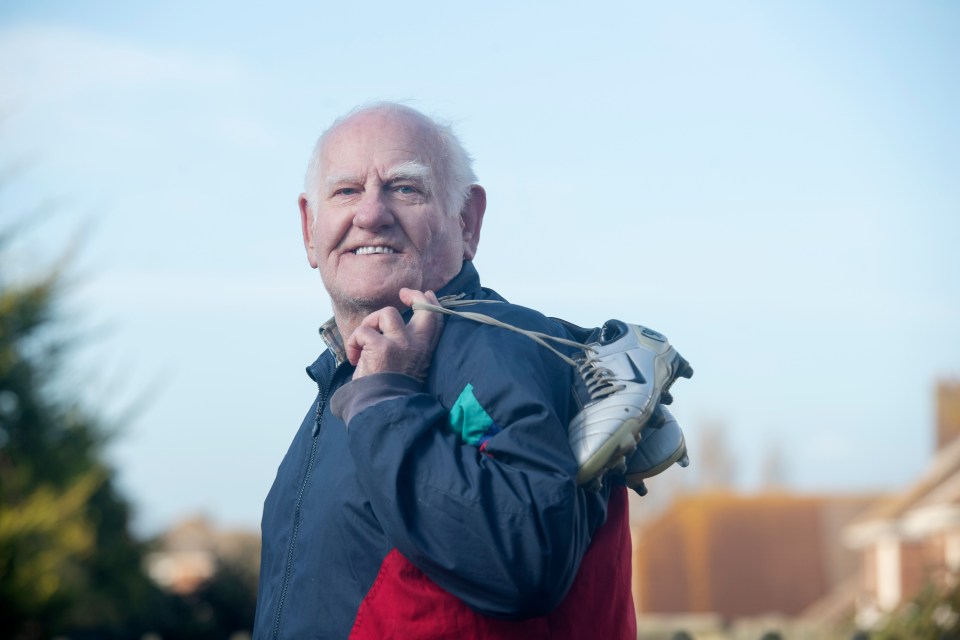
[314, 218, 339, 253]
[424, 221, 465, 267]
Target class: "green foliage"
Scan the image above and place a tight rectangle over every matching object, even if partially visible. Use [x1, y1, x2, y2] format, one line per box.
[0, 218, 260, 638]
[873, 580, 960, 640]
[0, 228, 161, 639]
[0, 470, 101, 616]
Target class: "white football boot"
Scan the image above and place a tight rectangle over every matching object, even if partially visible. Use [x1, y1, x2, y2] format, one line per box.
[623, 405, 689, 496]
[568, 321, 692, 486]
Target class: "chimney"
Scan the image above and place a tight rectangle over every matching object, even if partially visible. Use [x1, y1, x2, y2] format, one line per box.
[936, 380, 960, 451]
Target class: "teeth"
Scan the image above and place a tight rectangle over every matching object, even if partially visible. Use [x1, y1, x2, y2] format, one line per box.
[354, 246, 396, 255]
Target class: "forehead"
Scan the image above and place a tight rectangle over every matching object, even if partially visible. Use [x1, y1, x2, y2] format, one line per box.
[320, 111, 439, 178]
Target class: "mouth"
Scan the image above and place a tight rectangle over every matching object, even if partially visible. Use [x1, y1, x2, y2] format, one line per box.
[352, 245, 397, 256]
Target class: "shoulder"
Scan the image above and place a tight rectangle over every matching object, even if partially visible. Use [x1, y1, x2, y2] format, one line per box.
[429, 295, 581, 423]
[436, 296, 576, 369]
[443, 285, 573, 341]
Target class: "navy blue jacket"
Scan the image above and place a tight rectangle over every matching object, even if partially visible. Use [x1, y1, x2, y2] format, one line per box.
[253, 262, 634, 639]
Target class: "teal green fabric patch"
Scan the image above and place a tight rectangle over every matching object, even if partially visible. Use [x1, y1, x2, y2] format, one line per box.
[448, 384, 494, 446]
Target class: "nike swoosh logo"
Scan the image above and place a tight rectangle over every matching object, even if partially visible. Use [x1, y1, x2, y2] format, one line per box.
[627, 356, 647, 384]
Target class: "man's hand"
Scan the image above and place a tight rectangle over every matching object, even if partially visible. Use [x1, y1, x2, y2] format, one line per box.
[345, 288, 445, 381]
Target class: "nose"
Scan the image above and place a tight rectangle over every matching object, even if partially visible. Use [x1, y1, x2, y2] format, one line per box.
[352, 190, 394, 231]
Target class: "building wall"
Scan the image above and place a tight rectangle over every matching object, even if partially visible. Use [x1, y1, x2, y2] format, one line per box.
[925, 534, 948, 588]
[631, 493, 869, 619]
[899, 540, 927, 605]
[862, 546, 877, 599]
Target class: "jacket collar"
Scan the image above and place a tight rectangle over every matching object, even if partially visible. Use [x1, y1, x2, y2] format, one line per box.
[435, 259, 483, 301]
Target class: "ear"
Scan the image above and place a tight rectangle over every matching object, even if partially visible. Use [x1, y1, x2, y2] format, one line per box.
[299, 193, 319, 269]
[459, 185, 486, 261]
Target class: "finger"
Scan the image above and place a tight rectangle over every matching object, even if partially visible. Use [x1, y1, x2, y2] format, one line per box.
[398, 287, 422, 310]
[345, 325, 382, 366]
[423, 290, 445, 342]
[357, 306, 406, 336]
[399, 288, 429, 324]
[344, 337, 361, 366]
[376, 306, 407, 337]
[403, 289, 444, 342]
[357, 308, 385, 333]
[401, 288, 432, 323]
[399, 287, 440, 306]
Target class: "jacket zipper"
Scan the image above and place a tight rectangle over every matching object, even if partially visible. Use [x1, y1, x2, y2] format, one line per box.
[271, 362, 348, 639]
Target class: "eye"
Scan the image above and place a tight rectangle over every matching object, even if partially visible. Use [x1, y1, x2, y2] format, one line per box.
[334, 187, 359, 196]
[385, 181, 426, 202]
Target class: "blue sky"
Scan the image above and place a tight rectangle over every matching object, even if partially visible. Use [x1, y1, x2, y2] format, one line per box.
[1, 1, 957, 535]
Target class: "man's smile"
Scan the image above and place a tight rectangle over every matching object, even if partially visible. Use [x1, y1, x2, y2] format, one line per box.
[351, 245, 398, 255]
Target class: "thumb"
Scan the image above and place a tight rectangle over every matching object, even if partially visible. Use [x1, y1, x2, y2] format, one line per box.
[402, 288, 444, 341]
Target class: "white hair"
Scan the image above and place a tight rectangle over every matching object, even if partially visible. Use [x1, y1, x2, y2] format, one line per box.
[303, 102, 477, 218]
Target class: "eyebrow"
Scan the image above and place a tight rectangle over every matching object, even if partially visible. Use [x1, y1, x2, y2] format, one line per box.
[323, 161, 433, 190]
[383, 161, 432, 185]
[325, 172, 363, 189]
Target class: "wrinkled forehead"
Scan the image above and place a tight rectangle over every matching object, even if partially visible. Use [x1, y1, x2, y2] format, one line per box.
[319, 109, 441, 179]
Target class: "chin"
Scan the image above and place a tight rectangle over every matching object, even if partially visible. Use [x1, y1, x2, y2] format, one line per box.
[335, 283, 412, 312]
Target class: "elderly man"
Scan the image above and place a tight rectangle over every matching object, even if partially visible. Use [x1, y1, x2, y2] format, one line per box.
[253, 103, 641, 639]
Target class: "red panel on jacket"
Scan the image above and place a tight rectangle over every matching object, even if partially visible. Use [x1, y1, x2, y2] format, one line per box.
[349, 486, 635, 639]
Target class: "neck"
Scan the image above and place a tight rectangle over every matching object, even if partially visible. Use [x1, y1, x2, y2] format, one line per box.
[334, 313, 362, 344]
[332, 299, 400, 342]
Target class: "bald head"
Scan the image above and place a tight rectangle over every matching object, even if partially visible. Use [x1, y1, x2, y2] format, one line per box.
[304, 103, 477, 219]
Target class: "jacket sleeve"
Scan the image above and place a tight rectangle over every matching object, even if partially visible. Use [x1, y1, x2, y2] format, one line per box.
[332, 315, 612, 619]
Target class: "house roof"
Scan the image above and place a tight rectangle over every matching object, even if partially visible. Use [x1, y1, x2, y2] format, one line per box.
[845, 435, 960, 545]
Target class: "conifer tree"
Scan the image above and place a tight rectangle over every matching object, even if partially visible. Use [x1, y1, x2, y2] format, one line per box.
[0, 225, 159, 638]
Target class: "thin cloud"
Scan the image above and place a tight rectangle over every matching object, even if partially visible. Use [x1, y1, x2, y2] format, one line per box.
[84, 270, 325, 314]
[0, 24, 244, 102]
